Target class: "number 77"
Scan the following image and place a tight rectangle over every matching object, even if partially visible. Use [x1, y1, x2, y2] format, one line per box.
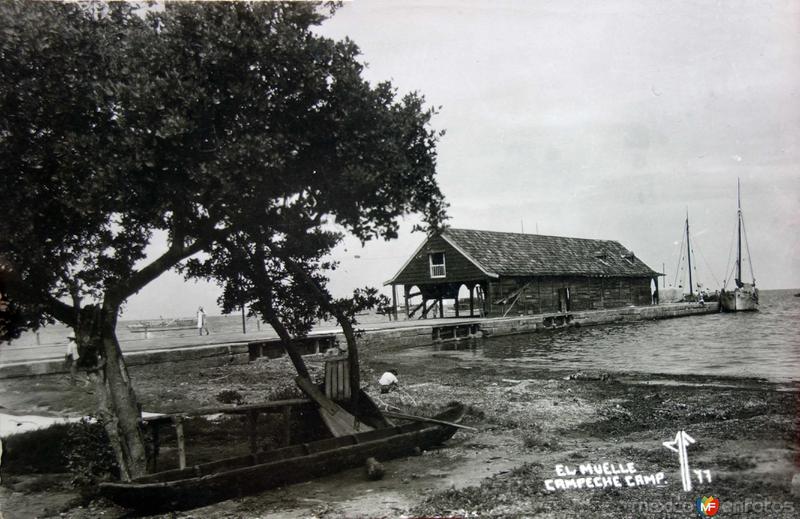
[694, 469, 712, 483]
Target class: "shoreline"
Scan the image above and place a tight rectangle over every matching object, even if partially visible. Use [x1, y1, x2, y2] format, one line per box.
[0, 302, 717, 380]
[1, 342, 797, 518]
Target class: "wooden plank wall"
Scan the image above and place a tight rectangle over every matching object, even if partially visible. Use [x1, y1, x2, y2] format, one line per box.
[487, 276, 653, 315]
[324, 356, 351, 401]
[392, 235, 487, 286]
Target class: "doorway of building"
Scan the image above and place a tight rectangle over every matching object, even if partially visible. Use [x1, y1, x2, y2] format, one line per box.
[558, 287, 571, 313]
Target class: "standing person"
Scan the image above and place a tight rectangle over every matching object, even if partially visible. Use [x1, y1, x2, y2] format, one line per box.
[65, 335, 79, 384]
[378, 369, 399, 394]
[197, 307, 209, 335]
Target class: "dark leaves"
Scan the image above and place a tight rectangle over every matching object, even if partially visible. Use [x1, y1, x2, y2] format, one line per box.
[1, 1, 446, 341]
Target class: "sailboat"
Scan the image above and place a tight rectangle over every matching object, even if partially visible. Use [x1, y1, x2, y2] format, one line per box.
[661, 210, 707, 304]
[720, 179, 758, 312]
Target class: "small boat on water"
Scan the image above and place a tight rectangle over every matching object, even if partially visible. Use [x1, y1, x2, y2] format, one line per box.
[720, 179, 758, 312]
[99, 402, 465, 512]
[126, 318, 196, 333]
[661, 210, 711, 303]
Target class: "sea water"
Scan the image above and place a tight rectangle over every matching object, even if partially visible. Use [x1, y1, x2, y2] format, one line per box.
[3, 290, 798, 383]
[430, 289, 800, 383]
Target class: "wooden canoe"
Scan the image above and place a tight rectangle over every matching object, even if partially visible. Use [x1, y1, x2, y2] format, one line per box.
[99, 402, 465, 512]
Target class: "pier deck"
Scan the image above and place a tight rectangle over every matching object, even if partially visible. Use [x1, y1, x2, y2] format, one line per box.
[0, 302, 717, 379]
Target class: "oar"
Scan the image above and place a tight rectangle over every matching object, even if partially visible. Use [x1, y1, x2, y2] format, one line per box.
[295, 376, 373, 437]
[374, 396, 402, 412]
[382, 411, 477, 432]
[396, 387, 418, 406]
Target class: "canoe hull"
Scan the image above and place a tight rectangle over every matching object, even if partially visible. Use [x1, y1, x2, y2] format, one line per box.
[100, 404, 464, 512]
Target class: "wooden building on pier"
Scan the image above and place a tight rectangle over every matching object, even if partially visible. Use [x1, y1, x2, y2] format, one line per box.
[385, 228, 661, 318]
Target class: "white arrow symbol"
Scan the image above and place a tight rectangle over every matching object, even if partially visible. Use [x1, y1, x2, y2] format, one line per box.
[663, 430, 696, 492]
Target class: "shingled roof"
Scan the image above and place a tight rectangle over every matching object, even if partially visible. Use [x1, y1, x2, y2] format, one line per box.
[440, 228, 658, 278]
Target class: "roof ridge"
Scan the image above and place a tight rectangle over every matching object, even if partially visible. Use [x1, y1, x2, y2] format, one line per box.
[444, 227, 621, 244]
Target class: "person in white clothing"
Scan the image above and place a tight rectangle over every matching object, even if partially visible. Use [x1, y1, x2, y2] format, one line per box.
[378, 369, 399, 394]
[197, 306, 209, 335]
[65, 336, 80, 383]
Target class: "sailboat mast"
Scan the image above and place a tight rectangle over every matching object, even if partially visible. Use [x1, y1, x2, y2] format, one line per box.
[686, 210, 693, 296]
[736, 178, 742, 286]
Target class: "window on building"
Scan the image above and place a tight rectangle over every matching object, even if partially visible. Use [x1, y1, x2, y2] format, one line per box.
[429, 252, 446, 278]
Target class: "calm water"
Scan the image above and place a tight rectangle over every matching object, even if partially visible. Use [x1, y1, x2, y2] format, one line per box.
[428, 289, 800, 383]
[5, 311, 392, 349]
[5, 291, 798, 382]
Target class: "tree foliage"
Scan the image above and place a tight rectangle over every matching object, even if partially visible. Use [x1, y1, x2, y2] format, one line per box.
[0, 0, 446, 478]
[1, 0, 446, 343]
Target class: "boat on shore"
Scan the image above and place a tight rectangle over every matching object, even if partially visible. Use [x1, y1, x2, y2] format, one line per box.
[720, 179, 758, 312]
[99, 402, 465, 512]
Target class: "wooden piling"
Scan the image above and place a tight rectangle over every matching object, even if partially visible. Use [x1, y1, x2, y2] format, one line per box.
[247, 410, 259, 455]
[283, 406, 292, 446]
[151, 422, 160, 472]
[174, 417, 186, 469]
[391, 284, 398, 321]
[469, 286, 474, 317]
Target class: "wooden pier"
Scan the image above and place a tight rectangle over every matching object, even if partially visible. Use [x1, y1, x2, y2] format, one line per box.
[0, 302, 718, 379]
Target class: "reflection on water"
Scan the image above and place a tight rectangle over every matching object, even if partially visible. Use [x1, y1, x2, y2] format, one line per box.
[434, 341, 480, 352]
[428, 289, 800, 383]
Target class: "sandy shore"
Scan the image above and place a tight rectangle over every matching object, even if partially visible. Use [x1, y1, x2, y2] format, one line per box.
[1, 338, 798, 518]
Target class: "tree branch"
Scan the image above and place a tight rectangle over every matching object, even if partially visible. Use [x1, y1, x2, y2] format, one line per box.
[59, 270, 83, 316]
[2, 268, 77, 326]
[223, 239, 311, 379]
[266, 244, 362, 407]
[104, 238, 206, 308]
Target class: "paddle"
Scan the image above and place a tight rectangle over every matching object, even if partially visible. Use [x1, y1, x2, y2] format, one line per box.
[382, 410, 478, 432]
[295, 376, 373, 437]
[396, 387, 418, 406]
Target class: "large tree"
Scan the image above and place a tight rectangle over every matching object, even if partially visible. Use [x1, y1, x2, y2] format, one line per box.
[0, 1, 446, 480]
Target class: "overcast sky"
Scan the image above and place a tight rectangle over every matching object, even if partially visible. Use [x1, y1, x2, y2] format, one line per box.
[125, 0, 799, 320]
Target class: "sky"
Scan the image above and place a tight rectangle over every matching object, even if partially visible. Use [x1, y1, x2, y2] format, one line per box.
[124, 0, 799, 320]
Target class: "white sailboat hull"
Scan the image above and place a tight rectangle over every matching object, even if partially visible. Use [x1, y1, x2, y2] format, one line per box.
[720, 284, 758, 312]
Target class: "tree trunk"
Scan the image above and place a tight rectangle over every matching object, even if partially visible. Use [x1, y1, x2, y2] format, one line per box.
[79, 305, 147, 481]
[279, 258, 361, 409]
[263, 310, 310, 380]
[336, 312, 361, 409]
[244, 251, 311, 381]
